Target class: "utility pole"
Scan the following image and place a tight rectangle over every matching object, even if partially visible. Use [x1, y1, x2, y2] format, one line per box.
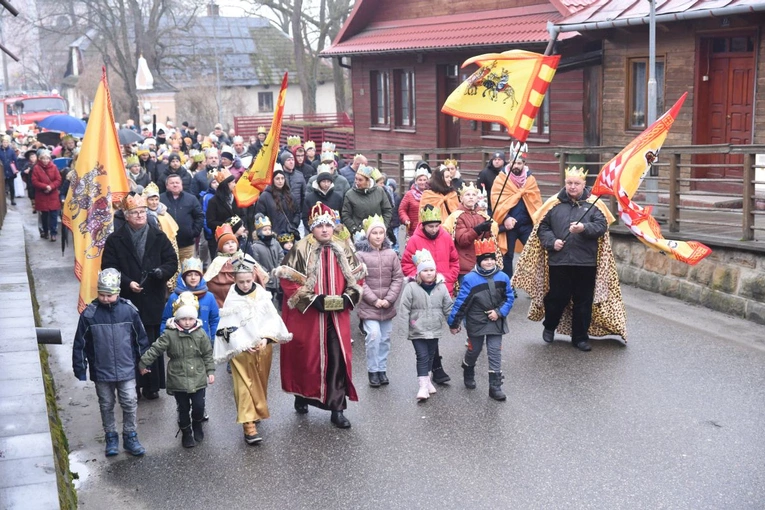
[210, 1, 223, 125]
[0, 10, 10, 91]
[646, 0, 658, 204]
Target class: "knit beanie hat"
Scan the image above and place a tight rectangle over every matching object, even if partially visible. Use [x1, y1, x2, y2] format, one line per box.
[280, 150, 294, 165]
[412, 249, 436, 273]
[97, 268, 121, 295]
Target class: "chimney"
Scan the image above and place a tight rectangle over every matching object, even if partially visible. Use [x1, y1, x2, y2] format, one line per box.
[207, 2, 220, 16]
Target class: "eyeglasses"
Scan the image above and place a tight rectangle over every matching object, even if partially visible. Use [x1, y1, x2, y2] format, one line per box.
[128, 209, 147, 216]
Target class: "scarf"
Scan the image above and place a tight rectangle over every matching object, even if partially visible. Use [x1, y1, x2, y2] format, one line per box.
[129, 223, 149, 261]
[128, 168, 147, 183]
[509, 168, 527, 189]
[475, 264, 500, 277]
[410, 183, 424, 201]
[420, 281, 437, 294]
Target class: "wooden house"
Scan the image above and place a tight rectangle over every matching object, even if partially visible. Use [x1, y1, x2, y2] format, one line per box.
[322, 0, 601, 169]
[554, 0, 765, 193]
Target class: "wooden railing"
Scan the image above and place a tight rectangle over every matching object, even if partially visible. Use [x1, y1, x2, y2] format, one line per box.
[344, 144, 765, 249]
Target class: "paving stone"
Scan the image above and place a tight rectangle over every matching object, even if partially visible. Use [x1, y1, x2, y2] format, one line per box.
[0, 456, 57, 488]
[0, 378, 45, 399]
[0, 481, 60, 510]
[0, 412, 51, 439]
[0, 433, 54, 461]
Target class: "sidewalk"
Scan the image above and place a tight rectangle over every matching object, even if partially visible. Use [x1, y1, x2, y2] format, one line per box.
[0, 209, 60, 509]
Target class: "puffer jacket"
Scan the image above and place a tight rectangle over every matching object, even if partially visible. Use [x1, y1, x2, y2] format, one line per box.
[399, 185, 424, 236]
[398, 276, 453, 340]
[72, 298, 150, 382]
[341, 184, 392, 235]
[303, 180, 344, 229]
[448, 267, 514, 337]
[160, 275, 220, 341]
[538, 187, 607, 267]
[400, 225, 460, 294]
[284, 168, 307, 215]
[354, 238, 404, 321]
[139, 319, 214, 395]
[249, 236, 284, 292]
[453, 205, 487, 275]
[307, 171, 350, 198]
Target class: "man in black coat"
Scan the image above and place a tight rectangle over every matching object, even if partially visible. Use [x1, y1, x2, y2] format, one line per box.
[303, 169, 344, 230]
[476, 151, 506, 213]
[156, 153, 192, 194]
[160, 173, 204, 263]
[102, 192, 178, 399]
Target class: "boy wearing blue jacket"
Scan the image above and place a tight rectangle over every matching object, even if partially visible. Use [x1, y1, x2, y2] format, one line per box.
[448, 239, 514, 401]
[72, 269, 150, 456]
[161, 257, 219, 343]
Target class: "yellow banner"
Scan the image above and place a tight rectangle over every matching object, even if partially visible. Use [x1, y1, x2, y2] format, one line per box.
[441, 50, 560, 142]
[62, 68, 129, 312]
[235, 72, 289, 207]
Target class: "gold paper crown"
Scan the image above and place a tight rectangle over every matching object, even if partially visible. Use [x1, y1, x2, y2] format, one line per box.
[444, 158, 458, 167]
[370, 167, 383, 182]
[172, 291, 199, 314]
[474, 238, 498, 257]
[304, 140, 316, 150]
[254, 214, 271, 230]
[419, 204, 442, 224]
[287, 135, 301, 147]
[122, 192, 146, 211]
[142, 182, 160, 198]
[412, 249, 435, 267]
[125, 155, 140, 167]
[459, 181, 479, 196]
[225, 215, 242, 229]
[231, 253, 257, 274]
[320, 151, 335, 163]
[214, 167, 232, 184]
[321, 141, 336, 152]
[565, 166, 588, 178]
[362, 214, 386, 234]
[277, 232, 295, 243]
[257, 126, 267, 134]
[181, 257, 204, 276]
[193, 152, 205, 163]
[136, 146, 150, 156]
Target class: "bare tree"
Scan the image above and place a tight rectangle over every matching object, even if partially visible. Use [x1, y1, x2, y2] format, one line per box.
[248, 0, 354, 114]
[34, 0, 204, 119]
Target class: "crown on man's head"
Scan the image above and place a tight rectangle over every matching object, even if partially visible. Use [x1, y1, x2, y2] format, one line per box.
[309, 202, 336, 230]
[565, 166, 588, 179]
[286, 135, 301, 147]
[126, 155, 139, 167]
[257, 126, 267, 134]
[321, 141, 336, 152]
[122, 192, 146, 211]
[419, 204, 442, 224]
[459, 181, 479, 196]
[214, 167, 232, 184]
[474, 238, 497, 258]
[510, 141, 529, 160]
[304, 140, 316, 150]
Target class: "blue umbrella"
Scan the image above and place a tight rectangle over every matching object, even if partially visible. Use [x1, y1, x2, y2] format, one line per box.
[37, 114, 87, 137]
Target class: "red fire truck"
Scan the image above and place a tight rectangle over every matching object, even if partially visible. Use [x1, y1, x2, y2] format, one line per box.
[1, 93, 69, 132]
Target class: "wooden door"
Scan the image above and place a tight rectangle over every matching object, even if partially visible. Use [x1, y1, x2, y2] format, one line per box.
[437, 64, 461, 149]
[694, 35, 755, 192]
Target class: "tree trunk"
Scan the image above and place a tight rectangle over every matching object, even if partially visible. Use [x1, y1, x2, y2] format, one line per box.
[332, 59, 347, 113]
[291, 0, 315, 114]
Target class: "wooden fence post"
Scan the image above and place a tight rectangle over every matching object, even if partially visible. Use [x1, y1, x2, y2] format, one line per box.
[558, 152, 567, 185]
[742, 152, 754, 241]
[668, 153, 680, 232]
[398, 153, 405, 187]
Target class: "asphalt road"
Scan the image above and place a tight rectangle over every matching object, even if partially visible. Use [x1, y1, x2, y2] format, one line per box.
[18, 200, 765, 510]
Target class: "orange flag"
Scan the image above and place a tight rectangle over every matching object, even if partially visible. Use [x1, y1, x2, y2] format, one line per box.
[441, 50, 560, 142]
[235, 72, 288, 207]
[591, 93, 711, 265]
[62, 68, 129, 312]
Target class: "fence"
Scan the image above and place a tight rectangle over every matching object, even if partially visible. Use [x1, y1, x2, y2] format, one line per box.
[234, 113, 353, 138]
[348, 144, 765, 248]
[0, 171, 6, 229]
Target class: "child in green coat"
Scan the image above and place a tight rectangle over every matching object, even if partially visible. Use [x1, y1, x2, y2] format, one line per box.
[139, 292, 215, 448]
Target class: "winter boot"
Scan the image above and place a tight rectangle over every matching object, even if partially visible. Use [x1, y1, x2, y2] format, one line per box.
[180, 425, 196, 448]
[426, 373, 437, 394]
[488, 372, 507, 401]
[330, 410, 351, 429]
[378, 372, 389, 385]
[368, 371, 381, 387]
[462, 362, 476, 389]
[416, 377, 430, 401]
[192, 420, 205, 443]
[104, 432, 119, 457]
[243, 422, 262, 445]
[431, 355, 451, 384]
[122, 431, 146, 456]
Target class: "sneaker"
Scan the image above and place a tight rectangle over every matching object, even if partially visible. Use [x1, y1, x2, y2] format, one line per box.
[122, 431, 145, 456]
[243, 422, 262, 444]
[104, 432, 119, 457]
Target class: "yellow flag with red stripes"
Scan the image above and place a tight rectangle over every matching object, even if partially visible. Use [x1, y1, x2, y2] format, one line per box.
[235, 72, 288, 207]
[441, 50, 560, 142]
[63, 68, 129, 312]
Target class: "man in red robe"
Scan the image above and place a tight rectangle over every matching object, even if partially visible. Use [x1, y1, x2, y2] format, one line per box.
[276, 203, 365, 428]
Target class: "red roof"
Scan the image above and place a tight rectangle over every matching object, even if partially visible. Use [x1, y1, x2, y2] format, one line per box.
[558, 0, 765, 27]
[322, 4, 577, 57]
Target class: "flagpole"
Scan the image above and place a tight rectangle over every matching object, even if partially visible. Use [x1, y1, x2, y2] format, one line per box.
[489, 149, 520, 217]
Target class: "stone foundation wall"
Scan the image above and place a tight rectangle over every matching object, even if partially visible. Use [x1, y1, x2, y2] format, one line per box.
[611, 234, 765, 325]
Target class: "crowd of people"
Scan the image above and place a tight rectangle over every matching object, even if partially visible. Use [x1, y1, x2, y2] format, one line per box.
[2, 120, 626, 456]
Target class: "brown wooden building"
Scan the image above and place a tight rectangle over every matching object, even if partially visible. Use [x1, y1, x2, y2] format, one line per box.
[554, 0, 765, 192]
[322, 0, 602, 166]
